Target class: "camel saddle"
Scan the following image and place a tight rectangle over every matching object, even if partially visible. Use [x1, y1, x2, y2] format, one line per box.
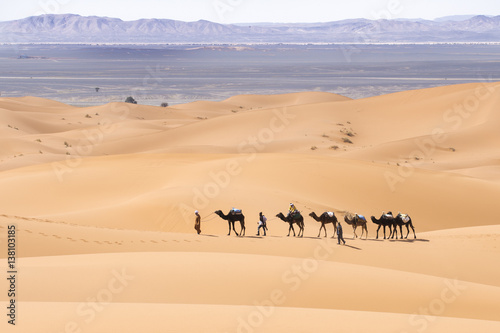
[400, 214, 410, 223]
[356, 214, 366, 221]
[327, 212, 335, 218]
[231, 209, 242, 215]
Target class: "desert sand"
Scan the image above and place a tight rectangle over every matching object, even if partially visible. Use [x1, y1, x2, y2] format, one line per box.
[1, 84, 500, 332]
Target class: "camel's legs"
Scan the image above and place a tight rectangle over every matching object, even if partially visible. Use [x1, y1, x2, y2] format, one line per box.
[232, 222, 239, 237]
[360, 225, 365, 239]
[376, 225, 382, 239]
[240, 221, 245, 237]
[390, 225, 396, 239]
[319, 224, 326, 238]
[352, 226, 357, 239]
[410, 223, 416, 239]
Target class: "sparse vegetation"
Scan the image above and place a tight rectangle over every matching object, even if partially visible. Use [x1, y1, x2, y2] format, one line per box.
[342, 137, 353, 144]
[35, 139, 42, 142]
[340, 128, 355, 137]
[330, 145, 339, 150]
[449, 147, 456, 152]
[161, 102, 169, 107]
[125, 96, 137, 104]
[310, 146, 318, 150]
[85, 114, 92, 118]
[64, 141, 71, 148]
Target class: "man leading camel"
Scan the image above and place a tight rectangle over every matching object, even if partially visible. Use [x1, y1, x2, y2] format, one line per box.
[194, 210, 201, 235]
[337, 221, 346, 245]
[257, 212, 267, 236]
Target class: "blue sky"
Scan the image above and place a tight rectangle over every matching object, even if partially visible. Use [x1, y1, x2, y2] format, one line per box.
[2, 0, 500, 23]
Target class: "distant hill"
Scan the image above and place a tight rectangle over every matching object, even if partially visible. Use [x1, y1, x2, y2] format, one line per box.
[1, 14, 500, 44]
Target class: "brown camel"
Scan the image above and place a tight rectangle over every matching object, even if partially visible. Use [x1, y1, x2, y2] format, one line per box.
[214, 210, 245, 236]
[276, 212, 304, 237]
[394, 213, 417, 239]
[309, 211, 337, 238]
[371, 212, 396, 239]
[343, 212, 368, 239]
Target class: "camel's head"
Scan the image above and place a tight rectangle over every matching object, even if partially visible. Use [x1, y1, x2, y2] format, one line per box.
[214, 210, 222, 215]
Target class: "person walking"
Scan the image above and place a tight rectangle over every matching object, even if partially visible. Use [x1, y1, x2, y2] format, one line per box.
[337, 221, 346, 245]
[194, 210, 201, 234]
[257, 212, 267, 236]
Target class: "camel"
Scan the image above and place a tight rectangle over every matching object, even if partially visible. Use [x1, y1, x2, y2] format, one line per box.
[214, 210, 245, 236]
[343, 212, 368, 239]
[371, 212, 396, 239]
[394, 213, 417, 239]
[276, 212, 304, 237]
[309, 212, 337, 238]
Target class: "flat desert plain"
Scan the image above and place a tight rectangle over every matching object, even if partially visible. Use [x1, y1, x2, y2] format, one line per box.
[1, 82, 500, 332]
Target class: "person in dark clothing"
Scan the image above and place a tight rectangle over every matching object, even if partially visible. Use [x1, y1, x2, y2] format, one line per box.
[337, 221, 346, 245]
[257, 212, 267, 236]
[194, 210, 201, 234]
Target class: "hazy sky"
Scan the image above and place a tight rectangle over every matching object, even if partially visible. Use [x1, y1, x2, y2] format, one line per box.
[2, 0, 500, 23]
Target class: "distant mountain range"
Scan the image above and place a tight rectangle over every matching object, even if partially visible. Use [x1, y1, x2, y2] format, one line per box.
[1, 14, 500, 44]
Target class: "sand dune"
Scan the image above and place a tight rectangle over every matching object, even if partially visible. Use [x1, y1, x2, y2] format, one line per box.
[1, 83, 500, 332]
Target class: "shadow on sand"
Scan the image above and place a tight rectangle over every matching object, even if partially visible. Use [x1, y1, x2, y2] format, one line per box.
[341, 243, 362, 250]
[388, 238, 429, 243]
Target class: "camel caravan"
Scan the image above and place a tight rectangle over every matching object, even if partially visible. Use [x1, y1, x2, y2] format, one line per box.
[210, 205, 416, 240]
